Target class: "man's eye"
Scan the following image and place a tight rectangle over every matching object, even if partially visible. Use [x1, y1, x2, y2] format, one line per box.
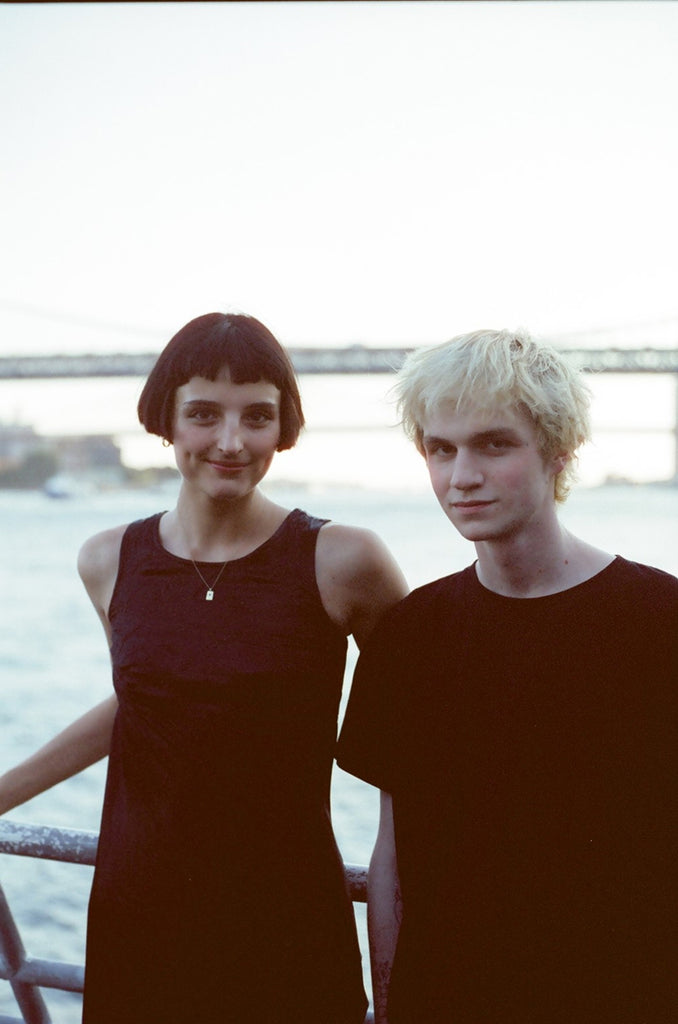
[427, 443, 455, 458]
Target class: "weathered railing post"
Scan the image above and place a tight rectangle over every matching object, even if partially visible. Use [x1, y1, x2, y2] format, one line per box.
[0, 882, 52, 1024]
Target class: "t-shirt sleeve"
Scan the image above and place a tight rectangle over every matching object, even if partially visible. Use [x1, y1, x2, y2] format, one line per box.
[336, 606, 409, 792]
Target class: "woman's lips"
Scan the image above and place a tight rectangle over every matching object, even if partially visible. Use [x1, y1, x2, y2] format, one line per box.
[208, 460, 247, 472]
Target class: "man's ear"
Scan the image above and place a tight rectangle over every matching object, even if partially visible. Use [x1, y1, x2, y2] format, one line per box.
[552, 451, 570, 475]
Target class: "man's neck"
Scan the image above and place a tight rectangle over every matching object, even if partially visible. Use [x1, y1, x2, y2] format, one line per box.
[474, 526, 614, 598]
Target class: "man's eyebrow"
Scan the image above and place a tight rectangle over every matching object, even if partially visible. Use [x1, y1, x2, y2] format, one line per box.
[422, 434, 452, 447]
[422, 427, 521, 446]
[471, 428, 521, 442]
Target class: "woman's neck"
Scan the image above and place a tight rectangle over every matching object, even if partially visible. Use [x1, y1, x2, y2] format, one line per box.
[164, 488, 289, 562]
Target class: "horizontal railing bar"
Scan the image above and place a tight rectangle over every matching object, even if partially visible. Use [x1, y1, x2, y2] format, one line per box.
[0, 818, 371, 1021]
[0, 820, 369, 897]
[343, 861, 368, 902]
[0, 956, 83, 994]
[0, 822, 97, 867]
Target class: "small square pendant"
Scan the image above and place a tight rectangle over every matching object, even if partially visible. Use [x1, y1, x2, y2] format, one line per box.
[205, 589, 214, 601]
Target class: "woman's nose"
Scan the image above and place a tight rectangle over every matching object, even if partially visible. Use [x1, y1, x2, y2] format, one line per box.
[216, 418, 244, 453]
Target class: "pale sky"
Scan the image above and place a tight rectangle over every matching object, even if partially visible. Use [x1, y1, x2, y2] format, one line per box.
[1, 0, 677, 355]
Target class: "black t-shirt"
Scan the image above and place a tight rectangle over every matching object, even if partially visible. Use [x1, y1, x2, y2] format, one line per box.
[338, 557, 678, 1023]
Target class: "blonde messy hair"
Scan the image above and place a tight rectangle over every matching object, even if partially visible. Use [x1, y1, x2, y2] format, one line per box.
[395, 328, 591, 503]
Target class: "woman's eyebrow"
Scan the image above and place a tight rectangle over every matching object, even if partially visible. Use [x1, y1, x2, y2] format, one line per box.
[180, 398, 279, 410]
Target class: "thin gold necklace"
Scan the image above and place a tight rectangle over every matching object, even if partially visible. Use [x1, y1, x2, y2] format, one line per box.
[178, 516, 229, 601]
[189, 557, 229, 601]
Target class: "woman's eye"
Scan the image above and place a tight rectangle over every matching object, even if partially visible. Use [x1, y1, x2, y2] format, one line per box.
[245, 411, 275, 427]
[187, 407, 217, 423]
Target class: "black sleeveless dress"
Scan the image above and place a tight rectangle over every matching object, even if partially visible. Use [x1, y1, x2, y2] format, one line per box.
[83, 510, 368, 1024]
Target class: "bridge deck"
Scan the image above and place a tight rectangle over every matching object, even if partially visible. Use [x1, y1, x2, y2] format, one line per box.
[0, 347, 677, 378]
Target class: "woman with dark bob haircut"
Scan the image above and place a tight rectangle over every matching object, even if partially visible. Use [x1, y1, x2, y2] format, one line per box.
[138, 312, 305, 450]
[0, 312, 408, 1024]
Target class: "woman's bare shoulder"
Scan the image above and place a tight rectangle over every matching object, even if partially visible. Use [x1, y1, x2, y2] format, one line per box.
[315, 522, 408, 645]
[317, 521, 399, 576]
[77, 523, 128, 589]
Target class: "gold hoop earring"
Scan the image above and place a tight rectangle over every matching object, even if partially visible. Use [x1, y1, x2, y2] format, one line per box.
[162, 438, 172, 448]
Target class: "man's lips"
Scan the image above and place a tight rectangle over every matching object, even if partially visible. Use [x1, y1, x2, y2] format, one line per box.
[451, 499, 494, 510]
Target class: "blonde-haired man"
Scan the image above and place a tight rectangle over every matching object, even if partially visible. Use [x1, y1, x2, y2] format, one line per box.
[338, 329, 677, 1023]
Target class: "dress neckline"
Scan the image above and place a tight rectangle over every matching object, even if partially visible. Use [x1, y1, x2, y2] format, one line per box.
[152, 508, 301, 568]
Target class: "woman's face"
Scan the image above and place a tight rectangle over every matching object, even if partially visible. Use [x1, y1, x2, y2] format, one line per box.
[172, 366, 282, 502]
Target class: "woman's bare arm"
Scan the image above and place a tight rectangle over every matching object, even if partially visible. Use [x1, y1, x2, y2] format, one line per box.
[0, 525, 125, 817]
[0, 694, 118, 816]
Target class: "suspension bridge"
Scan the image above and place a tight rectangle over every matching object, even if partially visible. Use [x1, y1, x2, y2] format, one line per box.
[0, 346, 677, 378]
[1, 346, 677, 480]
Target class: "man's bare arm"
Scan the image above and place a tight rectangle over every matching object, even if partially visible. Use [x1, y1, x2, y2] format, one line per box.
[368, 790, 402, 1024]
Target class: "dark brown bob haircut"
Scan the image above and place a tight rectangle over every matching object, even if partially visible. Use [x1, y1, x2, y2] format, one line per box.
[137, 313, 305, 451]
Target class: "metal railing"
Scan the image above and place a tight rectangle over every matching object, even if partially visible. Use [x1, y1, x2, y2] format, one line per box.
[0, 820, 372, 1024]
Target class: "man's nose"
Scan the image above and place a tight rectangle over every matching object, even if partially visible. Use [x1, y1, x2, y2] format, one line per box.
[448, 449, 483, 490]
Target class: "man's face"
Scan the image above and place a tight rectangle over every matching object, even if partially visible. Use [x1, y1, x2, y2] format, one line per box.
[420, 403, 566, 545]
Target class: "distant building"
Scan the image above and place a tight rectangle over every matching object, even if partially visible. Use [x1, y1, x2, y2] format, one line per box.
[51, 434, 125, 487]
[0, 422, 42, 469]
[0, 424, 125, 489]
[55, 434, 122, 472]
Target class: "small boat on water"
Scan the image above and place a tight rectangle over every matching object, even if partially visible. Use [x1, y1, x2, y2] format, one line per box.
[43, 474, 76, 499]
